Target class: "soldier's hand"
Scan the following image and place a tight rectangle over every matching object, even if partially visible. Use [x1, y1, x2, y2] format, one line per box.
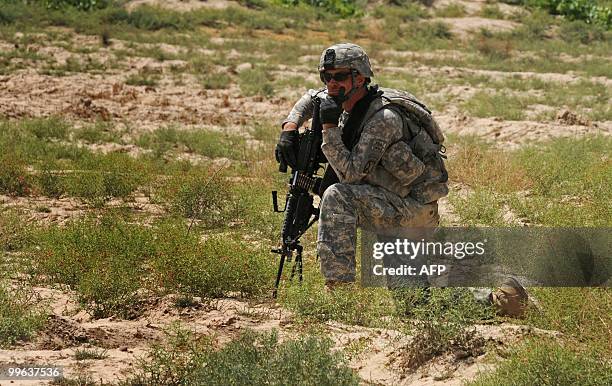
[275, 129, 299, 169]
[319, 97, 343, 126]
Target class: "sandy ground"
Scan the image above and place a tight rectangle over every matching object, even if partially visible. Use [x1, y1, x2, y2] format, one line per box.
[0, 286, 561, 385]
[0, 0, 608, 383]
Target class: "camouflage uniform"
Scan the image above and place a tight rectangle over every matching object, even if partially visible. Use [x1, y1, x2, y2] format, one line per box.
[283, 89, 446, 284]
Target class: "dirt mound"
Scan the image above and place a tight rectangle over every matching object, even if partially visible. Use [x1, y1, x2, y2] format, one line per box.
[556, 108, 592, 126]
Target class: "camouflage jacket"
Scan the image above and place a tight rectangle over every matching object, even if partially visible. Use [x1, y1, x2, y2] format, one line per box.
[282, 88, 448, 204]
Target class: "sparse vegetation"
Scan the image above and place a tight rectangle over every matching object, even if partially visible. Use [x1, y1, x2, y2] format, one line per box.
[0, 0, 609, 383]
[0, 280, 46, 347]
[74, 347, 109, 360]
[126, 326, 359, 385]
[468, 339, 612, 386]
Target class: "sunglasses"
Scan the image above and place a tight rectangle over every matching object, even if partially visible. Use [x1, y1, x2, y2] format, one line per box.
[321, 71, 353, 83]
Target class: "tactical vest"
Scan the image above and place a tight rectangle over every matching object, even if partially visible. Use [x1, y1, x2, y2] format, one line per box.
[360, 87, 449, 204]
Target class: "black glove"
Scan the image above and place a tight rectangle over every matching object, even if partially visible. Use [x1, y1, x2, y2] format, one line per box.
[319, 97, 343, 126]
[275, 129, 299, 170]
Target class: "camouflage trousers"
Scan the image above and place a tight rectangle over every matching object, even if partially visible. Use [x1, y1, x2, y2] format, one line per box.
[317, 183, 439, 284]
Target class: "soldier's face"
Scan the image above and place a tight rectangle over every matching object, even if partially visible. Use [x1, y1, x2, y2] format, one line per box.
[323, 68, 364, 96]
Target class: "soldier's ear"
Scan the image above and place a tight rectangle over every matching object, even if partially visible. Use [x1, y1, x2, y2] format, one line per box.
[355, 74, 366, 87]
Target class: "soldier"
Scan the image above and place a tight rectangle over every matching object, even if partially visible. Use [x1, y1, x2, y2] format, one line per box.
[275, 43, 529, 317]
[276, 42, 446, 285]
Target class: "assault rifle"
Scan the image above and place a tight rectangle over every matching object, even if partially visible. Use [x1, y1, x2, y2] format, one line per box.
[271, 96, 325, 298]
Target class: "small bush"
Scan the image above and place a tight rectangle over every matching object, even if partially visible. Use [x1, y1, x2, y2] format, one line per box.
[0, 153, 33, 196]
[21, 117, 70, 140]
[399, 288, 493, 370]
[124, 5, 193, 31]
[74, 347, 108, 360]
[282, 277, 395, 327]
[512, 9, 555, 39]
[372, 4, 430, 21]
[62, 152, 150, 207]
[200, 72, 231, 90]
[277, 0, 361, 17]
[239, 66, 275, 97]
[126, 327, 359, 385]
[468, 339, 612, 386]
[151, 222, 275, 298]
[523, 0, 612, 29]
[0, 280, 46, 348]
[474, 34, 514, 60]
[33, 214, 157, 318]
[461, 91, 527, 120]
[125, 71, 160, 87]
[137, 127, 247, 159]
[161, 168, 233, 227]
[435, 3, 466, 18]
[0, 209, 33, 252]
[36, 162, 64, 198]
[480, 4, 506, 19]
[407, 21, 453, 40]
[560, 19, 607, 43]
[43, 0, 112, 11]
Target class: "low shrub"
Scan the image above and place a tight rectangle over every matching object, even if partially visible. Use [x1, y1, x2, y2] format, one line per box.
[559, 19, 607, 43]
[281, 276, 395, 327]
[239, 66, 275, 97]
[33, 213, 156, 318]
[151, 221, 275, 298]
[0, 280, 46, 348]
[468, 339, 612, 385]
[0, 209, 33, 252]
[0, 153, 32, 196]
[62, 152, 150, 207]
[126, 327, 359, 385]
[399, 288, 494, 370]
[158, 168, 234, 227]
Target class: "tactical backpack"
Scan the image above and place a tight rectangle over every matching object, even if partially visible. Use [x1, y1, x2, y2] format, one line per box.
[369, 87, 449, 204]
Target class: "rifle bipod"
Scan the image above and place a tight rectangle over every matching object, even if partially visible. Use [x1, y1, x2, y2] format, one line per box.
[271, 243, 303, 298]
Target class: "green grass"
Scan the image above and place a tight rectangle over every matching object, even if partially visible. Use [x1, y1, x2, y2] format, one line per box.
[136, 127, 248, 160]
[30, 213, 276, 318]
[462, 91, 527, 121]
[125, 326, 359, 385]
[150, 221, 275, 299]
[446, 135, 611, 227]
[468, 339, 612, 386]
[74, 347, 109, 361]
[41, 55, 107, 76]
[32, 213, 157, 318]
[0, 280, 46, 348]
[125, 67, 160, 87]
[238, 66, 275, 97]
[200, 71, 231, 90]
[524, 288, 612, 355]
[0, 209, 33, 252]
[512, 136, 611, 226]
[281, 275, 396, 327]
[156, 168, 235, 227]
[73, 121, 126, 144]
[435, 3, 467, 18]
[480, 4, 506, 19]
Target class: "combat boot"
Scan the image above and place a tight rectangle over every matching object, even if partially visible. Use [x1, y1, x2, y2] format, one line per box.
[490, 276, 529, 318]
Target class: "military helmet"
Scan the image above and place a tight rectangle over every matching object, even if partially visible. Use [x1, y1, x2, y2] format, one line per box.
[318, 43, 374, 78]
